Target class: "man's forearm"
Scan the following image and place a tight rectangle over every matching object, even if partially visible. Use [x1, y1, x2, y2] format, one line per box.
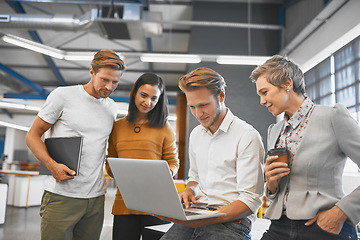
[26, 131, 56, 171]
[218, 200, 252, 222]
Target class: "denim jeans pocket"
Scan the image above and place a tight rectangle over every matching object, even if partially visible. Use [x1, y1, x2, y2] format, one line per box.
[220, 222, 250, 240]
[312, 222, 339, 239]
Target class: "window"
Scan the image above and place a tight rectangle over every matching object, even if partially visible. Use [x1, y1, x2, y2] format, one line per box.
[304, 35, 360, 173]
[305, 58, 332, 105]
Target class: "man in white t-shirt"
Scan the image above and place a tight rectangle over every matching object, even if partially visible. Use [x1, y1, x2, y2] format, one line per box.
[26, 50, 125, 240]
[159, 67, 264, 240]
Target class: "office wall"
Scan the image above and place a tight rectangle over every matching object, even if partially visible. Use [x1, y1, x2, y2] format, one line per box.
[180, 1, 278, 178]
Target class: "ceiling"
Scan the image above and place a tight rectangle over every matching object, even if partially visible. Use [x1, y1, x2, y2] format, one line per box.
[0, 0, 350, 123]
[0, 0, 286, 96]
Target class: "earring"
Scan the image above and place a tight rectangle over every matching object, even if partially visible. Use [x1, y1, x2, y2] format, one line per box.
[286, 89, 290, 92]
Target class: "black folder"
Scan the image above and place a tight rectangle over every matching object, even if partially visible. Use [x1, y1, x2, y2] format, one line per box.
[39, 137, 83, 176]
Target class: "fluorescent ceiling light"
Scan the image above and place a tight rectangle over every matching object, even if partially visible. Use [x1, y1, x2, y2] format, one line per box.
[1, 33, 64, 59]
[0, 120, 30, 132]
[141, 54, 201, 63]
[64, 52, 95, 61]
[64, 52, 126, 61]
[0, 101, 41, 112]
[216, 55, 270, 65]
[0, 33, 269, 66]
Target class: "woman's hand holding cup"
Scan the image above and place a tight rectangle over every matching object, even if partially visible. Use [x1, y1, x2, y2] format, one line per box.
[265, 148, 290, 194]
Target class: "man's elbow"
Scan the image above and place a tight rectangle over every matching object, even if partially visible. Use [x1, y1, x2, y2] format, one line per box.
[25, 131, 32, 147]
[25, 129, 37, 148]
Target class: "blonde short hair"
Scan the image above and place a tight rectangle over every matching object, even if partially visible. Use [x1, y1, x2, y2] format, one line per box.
[91, 50, 126, 74]
[179, 67, 226, 96]
[250, 55, 306, 97]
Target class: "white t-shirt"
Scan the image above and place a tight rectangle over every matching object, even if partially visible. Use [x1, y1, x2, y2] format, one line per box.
[188, 109, 264, 221]
[38, 85, 118, 198]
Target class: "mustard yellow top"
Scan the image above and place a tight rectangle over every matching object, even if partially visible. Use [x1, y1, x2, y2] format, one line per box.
[105, 117, 179, 215]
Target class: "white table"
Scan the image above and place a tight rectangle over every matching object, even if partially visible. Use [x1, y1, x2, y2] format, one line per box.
[0, 170, 44, 208]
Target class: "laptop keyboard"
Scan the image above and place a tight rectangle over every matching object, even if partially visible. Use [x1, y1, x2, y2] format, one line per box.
[184, 211, 201, 216]
[184, 208, 218, 216]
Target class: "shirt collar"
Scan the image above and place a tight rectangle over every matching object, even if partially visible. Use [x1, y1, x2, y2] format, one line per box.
[285, 97, 314, 129]
[202, 108, 233, 135]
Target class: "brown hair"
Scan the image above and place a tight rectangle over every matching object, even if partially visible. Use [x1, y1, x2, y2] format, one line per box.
[250, 55, 306, 97]
[178, 67, 226, 97]
[91, 50, 126, 74]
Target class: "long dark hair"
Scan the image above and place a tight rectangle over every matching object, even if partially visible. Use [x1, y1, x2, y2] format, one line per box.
[127, 73, 168, 128]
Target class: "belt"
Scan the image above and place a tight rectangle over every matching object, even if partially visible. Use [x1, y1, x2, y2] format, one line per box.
[233, 218, 251, 229]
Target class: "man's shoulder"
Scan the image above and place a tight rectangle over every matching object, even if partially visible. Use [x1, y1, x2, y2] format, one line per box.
[54, 84, 80, 92]
[103, 96, 118, 111]
[49, 85, 80, 97]
[232, 115, 258, 132]
[191, 124, 204, 133]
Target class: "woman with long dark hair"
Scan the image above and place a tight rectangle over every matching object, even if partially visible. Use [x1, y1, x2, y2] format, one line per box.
[106, 72, 179, 240]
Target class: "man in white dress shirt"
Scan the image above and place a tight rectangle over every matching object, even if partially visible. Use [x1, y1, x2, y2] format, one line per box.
[160, 67, 265, 240]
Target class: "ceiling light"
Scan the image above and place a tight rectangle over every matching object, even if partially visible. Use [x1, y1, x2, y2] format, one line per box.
[141, 54, 201, 63]
[64, 52, 95, 61]
[1, 33, 65, 59]
[0, 120, 30, 132]
[64, 52, 125, 61]
[216, 55, 270, 65]
[0, 101, 41, 112]
[0, 33, 269, 66]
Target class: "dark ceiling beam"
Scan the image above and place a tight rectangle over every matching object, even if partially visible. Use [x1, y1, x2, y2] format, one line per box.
[14, 0, 276, 6]
[0, 63, 49, 97]
[5, 0, 67, 86]
[28, 31, 68, 86]
[0, 72, 32, 93]
[3, 93, 48, 99]
[12, 0, 190, 6]
[146, 37, 154, 73]
[163, 29, 190, 34]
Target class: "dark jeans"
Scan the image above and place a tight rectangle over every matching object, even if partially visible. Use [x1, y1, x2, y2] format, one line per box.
[261, 215, 357, 240]
[160, 221, 251, 240]
[113, 214, 169, 240]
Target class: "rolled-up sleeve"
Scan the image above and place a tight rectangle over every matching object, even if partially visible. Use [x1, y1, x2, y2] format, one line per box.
[236, 129, 265, 213]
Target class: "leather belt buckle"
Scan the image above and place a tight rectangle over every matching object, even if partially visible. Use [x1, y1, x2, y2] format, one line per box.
[233, 218, 251, 229]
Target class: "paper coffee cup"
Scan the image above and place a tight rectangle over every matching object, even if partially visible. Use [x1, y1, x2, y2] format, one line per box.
[267, 148, 289, 164]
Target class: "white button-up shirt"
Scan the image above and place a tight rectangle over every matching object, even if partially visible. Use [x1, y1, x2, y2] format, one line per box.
[188, 109, 265, 216]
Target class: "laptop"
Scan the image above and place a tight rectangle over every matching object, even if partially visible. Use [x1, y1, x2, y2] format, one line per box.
[107, 158, 226, 221]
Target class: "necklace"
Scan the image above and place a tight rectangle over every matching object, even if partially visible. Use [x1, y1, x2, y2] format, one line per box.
[134, 126, 141, 133]
[134, 119, 147, 133]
